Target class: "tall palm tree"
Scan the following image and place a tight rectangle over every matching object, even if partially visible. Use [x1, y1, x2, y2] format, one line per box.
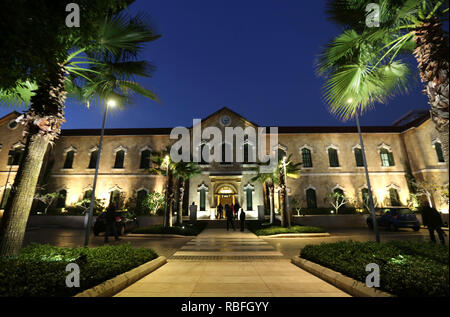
[172, 162, 202, 225]
[252, 154, 301, 227]
[0, 13, 160, 256]
[277, 154, 301, 227]
[325, 0, 449, 165]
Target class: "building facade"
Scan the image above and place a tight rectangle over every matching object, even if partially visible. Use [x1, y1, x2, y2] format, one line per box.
[0, 107, 448, 219]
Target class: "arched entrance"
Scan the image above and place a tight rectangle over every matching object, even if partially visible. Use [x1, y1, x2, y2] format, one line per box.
[215, 185, 237, 212]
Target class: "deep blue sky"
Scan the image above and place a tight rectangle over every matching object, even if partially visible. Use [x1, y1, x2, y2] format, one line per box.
[2, 0, 429, 129]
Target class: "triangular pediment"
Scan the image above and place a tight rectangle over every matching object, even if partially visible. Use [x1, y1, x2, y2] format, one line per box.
[191, 107, 258, 130]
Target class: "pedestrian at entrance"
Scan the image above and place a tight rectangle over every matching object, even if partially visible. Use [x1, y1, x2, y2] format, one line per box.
[234, 201, 240, 220]
[225, 204, 235, 231]
[421, 205, 446, 245]
[104, 203, 120, 243]
[239, 208, 246, 232]
[217, 203, 223, 219]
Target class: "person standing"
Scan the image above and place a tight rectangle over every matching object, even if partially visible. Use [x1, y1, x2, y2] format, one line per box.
[234, 201, 240, 220]
[239, 208, 246, 232]
[421, 205, 446, 245]
[217, 203, 223, 219]
[225, 204, 235, 231]
[104, 203, 120, 243]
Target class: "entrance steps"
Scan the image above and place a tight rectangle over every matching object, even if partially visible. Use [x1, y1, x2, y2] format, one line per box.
[197, 219, 259, 229]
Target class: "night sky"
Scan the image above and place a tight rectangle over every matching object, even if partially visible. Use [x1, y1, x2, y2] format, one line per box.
[1, 0, 429, 129]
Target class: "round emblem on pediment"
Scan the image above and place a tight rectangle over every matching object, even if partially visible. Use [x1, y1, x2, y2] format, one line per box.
[220, 115, 231, 126]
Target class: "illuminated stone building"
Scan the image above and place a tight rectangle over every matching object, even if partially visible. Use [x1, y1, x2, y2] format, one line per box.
[0, 107, 448, 219]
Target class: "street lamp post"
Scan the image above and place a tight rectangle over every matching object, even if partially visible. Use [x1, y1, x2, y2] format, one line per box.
[353, 104, 380, 243]
[84, 99, 115, 246]
[282, 156, 291, 228]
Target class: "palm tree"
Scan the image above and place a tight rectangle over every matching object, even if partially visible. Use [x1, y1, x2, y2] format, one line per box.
[325, 0, 449, 165]
[252, 154, 301, 227]
[172, 162, 202, 225]
[0, 13, 160, 256]
[277, 154, 301, 227]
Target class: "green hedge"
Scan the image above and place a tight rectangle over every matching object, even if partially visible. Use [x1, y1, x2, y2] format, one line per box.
[247, 221, 326, 236]
[300, 240, 449, 297]
[131, 221, 207, 236]
[0, 243, 158, 297]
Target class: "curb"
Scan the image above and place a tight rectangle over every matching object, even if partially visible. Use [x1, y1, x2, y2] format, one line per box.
[262, 232, 330, 238]
[291, 256, 393, 297]
[127, 233, 193, 238]
[74, 256, 167, 297]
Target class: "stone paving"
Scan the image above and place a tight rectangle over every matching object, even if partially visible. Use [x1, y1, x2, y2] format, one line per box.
[115, 228, 350, 297]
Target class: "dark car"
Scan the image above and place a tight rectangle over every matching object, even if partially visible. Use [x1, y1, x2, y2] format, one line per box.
[93, 211, 139, 236]
[367, 207, 420, 231]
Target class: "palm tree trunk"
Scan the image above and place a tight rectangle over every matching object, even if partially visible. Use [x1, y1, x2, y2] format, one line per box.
[279, 184, 287, 227]
[414, 20, 449, 167]
[0, 134, 50, 255]
[0, 64, 66, 256]
[177, 178, 184, 225]
[268, 184, 274, 224]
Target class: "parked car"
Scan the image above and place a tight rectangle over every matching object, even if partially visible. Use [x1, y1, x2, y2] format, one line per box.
[93, 211, 139, 236]
[367, 207, 420, 231]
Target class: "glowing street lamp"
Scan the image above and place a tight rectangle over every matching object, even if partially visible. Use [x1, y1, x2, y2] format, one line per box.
[349, 98, 380, 243]
[84, 98, 116, 246]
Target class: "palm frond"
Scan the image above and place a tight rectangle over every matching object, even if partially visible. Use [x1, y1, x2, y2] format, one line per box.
[0, 81, 37, 108]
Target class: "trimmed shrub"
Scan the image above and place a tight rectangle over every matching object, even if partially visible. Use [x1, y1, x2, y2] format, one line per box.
[247, 221, 325, 236]
[0, 243, 158, 297]
[300, 240, 449, 297]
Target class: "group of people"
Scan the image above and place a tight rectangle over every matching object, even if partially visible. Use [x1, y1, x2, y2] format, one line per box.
[217, 202, 246, 231]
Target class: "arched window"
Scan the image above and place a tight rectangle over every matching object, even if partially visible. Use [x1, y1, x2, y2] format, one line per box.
[136, 189, 148, 213]
[434, 142, 445, 163]
[301, 148, 313, 168]
[380, 148, 395, 166]
[109, 190, 121, 207]
[361, 188, 369, 205]
[328, 148, 339, 167]
[306, 188, 317, 208]
[354, 148, 364, 167]
[140, 149, 151, 169]
[63, 150, 75, 169]
[56, 190, 67, 208]
[114, 150, 125, 168]
[88, 150, 98, 169]
[333, 187, 345, 206]
[389, 188, 400, 206]
[199, 189, 206, 211]
[83, 189, 92, 200]
[277, 148, 287, 161]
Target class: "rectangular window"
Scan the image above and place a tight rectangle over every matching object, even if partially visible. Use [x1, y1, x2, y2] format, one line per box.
[328, 148, 339, 167]
[389, 188, 400, 206]
[302, 148, 313, 168]
[354, 148, 364, 167]
[380, 149, 395, 166]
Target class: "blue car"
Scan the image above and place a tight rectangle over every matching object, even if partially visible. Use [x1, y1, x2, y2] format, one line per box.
[367, 208, 421, 232]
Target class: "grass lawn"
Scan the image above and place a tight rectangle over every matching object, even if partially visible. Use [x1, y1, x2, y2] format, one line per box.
[300, 240, 449, 297]
[0, 243, 158, 296]
[247, 222, 326, 236]
[131, 221, 207, 236]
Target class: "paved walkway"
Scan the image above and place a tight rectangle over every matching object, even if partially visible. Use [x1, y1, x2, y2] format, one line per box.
[115, 228, 350, 297]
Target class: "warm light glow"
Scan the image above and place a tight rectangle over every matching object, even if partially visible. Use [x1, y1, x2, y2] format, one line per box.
[347, 98, 353, 104]
[107, 99, 116, 108]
